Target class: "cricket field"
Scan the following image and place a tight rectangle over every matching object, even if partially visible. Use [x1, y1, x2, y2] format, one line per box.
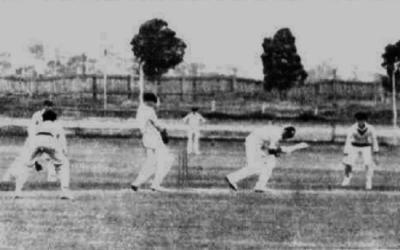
[1, 137, 400, 249]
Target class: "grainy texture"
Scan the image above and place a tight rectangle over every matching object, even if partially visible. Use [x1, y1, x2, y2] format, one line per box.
[1, 137, 400, 249]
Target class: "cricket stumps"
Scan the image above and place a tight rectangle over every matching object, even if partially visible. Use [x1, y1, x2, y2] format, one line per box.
[177, 149, 189, 187]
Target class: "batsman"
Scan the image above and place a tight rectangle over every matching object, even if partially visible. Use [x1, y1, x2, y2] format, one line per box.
[130, 92, 174, 192]
[225, 125, 308, 192]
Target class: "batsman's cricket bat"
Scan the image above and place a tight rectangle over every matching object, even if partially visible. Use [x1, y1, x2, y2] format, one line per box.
[281, 142, 309, 154]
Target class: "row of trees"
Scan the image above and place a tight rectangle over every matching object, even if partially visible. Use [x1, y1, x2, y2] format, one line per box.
[0, 42, 137, 78]
[129, 18, 309, 95]
[129, 18, 400, 95]
[1, 17, 399, 95]
[381, 41, 400, 93]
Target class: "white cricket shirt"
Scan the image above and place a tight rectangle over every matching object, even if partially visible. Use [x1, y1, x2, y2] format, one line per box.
[344, 122, 379, 153]
[183, 112, 206, 130]
[136, 103, 163, 148]
[246, 126, 282, 149]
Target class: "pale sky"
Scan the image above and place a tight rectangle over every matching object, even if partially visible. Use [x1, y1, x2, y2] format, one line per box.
[0, 0, 399, 80]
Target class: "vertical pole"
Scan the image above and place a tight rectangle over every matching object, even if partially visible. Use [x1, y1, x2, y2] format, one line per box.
[184, 149, 188, 186]
[92, 76, 97, 101]
[392, 64, 397, 128]
[103, 49, 108, 110]
[127, 75, 132, 99]
[51, 79, 55, 100]
[177, 150, 183, 187]
[139, 63, 144, 105]
[180, 77, 184, 101]
[231, 74, 236, 92]
[193, 76, 197, 102]
[392, 62, 399, 146]
[261, 102, 267, 114]
[332, 69, 337, 105]
[211, 100, 216, 112]
[103, 75, 107, 110]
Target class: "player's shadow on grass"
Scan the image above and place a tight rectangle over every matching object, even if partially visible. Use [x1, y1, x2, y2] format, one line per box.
[338, 185, 400, 191]
[278, 183, 400, 192]
[1, 180, 400, 192]
[0, 182, 154, 191]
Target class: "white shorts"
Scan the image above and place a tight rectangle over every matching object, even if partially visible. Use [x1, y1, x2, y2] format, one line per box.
[343, 145, 373, 170]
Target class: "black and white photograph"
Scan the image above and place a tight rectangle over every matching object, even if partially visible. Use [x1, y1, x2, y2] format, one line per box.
[1, 0, 400, 249]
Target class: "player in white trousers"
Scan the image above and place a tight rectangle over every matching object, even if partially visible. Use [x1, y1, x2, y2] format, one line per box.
[2, 99, 54, 184]
[131, 92, 174, 192]
[225, 126, 298, 192]
[2, 109, 72, 199]
[183, 107, 206, 155]
[28, 100, 57, 182]
[341, 112, 379, 190]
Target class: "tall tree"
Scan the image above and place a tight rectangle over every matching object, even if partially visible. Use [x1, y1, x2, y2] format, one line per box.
[261, 28, 307, 95]
[382, 40, 400, 128]
[27, 42, 46, 76]
[15, 65, 37, 77]
[46, 55, 99, 76]
[66, 54, 87, 75]
[28, 43, 44, 60]
[381, 40, 400, 92]
[130, 18, 186, 80]
[46, 60, 64, 76]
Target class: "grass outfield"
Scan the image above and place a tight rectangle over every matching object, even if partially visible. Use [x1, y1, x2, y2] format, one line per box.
[2, 189, 400, 249]
[1, 137, 400, 249]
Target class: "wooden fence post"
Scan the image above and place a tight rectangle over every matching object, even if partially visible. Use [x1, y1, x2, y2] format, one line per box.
[51, 79, 55, 100]
[26, 79, 29, 97]
[193, 76, 197, 102]
[330, 121, 336, 143]
[261, 102, 267, 114]
[231, 75, 236, 92]
[127, 75, 132, 99]
[180, 77, 184, 101]
[211, 100, 216, 112]
[92, 76, 97, 101]
[30, 78, 37, 97]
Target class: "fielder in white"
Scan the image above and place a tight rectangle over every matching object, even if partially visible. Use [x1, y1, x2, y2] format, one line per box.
[28, 100, 57, 182]
[225, 126, 308, 192]
[131, 93, 174, 192]
[341, 112, 379, 190]
[183, 107, 206, 155]
[2, 109, 72, 199]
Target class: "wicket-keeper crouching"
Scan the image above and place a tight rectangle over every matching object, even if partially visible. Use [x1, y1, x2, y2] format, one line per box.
[2, 109, 72, 199]
[28, 100, 58, 182]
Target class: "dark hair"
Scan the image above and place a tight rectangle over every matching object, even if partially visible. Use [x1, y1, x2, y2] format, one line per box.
[143, 92, 158, 103]
[191, 107, 199, 112]
[354, 112, 368, 121]
[42, 110, 57, 121]
[43, 100, 54, 107]
[283, 126, 296, 139]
